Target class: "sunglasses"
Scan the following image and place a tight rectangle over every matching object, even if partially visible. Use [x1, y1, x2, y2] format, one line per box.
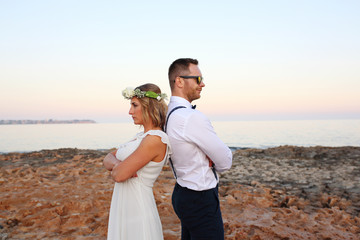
[180, 76, 204, 85]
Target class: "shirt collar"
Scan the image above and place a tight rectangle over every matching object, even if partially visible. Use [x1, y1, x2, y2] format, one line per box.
[169, 96, 192, 108]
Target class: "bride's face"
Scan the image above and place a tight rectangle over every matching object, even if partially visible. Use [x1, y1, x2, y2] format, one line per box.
[129, 97, 144, 125]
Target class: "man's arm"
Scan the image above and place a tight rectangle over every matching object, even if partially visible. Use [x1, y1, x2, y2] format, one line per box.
[185, 112, 232, 172]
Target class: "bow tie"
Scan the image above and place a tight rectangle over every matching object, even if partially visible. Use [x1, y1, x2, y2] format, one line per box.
[192, 105, 196, 109]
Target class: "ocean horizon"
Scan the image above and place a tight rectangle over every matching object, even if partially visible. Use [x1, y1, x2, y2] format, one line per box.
[1, 119, 359, 153]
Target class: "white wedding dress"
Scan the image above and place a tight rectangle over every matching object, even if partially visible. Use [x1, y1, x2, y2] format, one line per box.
[107, 130, 171, 240]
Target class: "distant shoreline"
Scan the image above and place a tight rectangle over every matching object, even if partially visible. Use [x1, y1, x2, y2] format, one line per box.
[0, 119, 96, 125]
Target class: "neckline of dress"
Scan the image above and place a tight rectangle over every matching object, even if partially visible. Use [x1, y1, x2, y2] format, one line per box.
[143, 129, 162, 134]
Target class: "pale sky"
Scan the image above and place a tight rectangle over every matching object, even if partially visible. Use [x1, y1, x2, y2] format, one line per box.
[1, 0, 359, 122]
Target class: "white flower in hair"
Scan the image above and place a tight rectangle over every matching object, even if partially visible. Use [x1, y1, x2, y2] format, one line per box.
[122, 87, 135, 99]
[160, 93, 168, 101]
[122, 86, 168, 101]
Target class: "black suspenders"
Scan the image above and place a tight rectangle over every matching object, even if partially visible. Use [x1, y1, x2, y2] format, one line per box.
[165, 106, 186, 133]
[164, 106, 186, 179]
[164, 106, 218, 180]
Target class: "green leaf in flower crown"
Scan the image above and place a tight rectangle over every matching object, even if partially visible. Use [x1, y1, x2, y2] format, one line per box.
[145, 91, 159, 99]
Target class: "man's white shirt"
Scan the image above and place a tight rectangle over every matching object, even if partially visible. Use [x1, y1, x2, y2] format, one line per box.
[166, 96, 232, 191]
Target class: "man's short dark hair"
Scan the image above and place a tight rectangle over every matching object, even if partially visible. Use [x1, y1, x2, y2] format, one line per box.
[168, 58, 198, 90]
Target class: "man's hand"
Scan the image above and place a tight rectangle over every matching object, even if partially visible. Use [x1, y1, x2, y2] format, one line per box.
[206, 156, 214, 167]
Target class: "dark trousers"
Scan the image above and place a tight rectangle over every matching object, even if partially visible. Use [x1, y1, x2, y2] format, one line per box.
[172, 183, 224, 240]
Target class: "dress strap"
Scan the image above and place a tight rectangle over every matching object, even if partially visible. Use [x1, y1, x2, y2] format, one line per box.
[143, 130, 170, 146]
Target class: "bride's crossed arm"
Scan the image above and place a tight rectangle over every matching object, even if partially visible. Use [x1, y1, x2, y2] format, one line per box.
[103, 150, 120, 171]
[110, 135, 166, 183]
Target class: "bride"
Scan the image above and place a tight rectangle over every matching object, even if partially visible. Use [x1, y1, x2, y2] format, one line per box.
[103, 83, 170, 240]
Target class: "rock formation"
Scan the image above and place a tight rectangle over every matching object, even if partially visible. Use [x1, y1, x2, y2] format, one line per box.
[0, 146, 359, 239]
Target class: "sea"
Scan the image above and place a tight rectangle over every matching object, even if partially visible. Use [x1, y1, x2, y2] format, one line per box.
[0, 119, 359, 153]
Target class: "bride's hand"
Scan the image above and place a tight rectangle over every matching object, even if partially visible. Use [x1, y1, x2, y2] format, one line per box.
[103, 150, 120, 171]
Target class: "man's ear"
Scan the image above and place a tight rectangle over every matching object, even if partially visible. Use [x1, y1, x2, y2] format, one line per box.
[174, 76, 184, 88]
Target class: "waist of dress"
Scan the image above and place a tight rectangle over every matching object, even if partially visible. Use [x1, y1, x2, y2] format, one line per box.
[116, 176, 155, 189]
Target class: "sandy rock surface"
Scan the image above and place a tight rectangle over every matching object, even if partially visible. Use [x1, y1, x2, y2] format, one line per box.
[0, 146, 359, 239]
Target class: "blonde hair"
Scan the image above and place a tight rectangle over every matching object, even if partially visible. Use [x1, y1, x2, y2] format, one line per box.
[135, 83, 167, 129]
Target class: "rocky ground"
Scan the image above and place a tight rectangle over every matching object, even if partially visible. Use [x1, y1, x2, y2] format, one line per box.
[0, 146, 359, 239]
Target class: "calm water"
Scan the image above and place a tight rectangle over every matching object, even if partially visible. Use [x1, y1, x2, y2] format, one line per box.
[0, 120, 359, 153]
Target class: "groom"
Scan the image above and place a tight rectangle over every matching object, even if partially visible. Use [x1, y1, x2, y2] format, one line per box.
[165, 58, 233, 239]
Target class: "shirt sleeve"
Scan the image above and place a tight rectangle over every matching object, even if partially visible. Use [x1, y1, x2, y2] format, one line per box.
[183, 111, 232, 172]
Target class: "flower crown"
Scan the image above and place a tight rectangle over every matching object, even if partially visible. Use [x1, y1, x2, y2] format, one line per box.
[122, 87, 168, 101]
